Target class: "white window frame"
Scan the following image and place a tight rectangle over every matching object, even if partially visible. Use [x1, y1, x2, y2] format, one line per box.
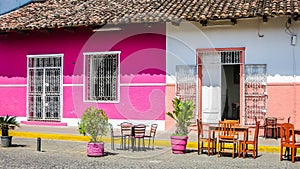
[83, 51, 120, 103]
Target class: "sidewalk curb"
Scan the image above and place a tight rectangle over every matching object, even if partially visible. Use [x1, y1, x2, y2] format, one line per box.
[10, 131, 284, 154]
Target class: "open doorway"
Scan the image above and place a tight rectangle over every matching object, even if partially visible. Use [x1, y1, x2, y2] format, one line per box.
[221, 65, 240, 121]
[197, 48, 244, 124]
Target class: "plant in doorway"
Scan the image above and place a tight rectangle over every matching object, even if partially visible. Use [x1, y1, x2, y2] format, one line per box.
[78, 106, 109, 157]
[166, 97, 195, 154]
[0, 115, 20, 147]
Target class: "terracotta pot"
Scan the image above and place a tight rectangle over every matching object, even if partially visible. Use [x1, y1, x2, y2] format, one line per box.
[170, 135, 188, 154]
[87, 142, 104, 157]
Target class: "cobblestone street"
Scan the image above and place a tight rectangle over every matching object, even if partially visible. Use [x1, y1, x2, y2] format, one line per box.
[0, 138, 299, 169]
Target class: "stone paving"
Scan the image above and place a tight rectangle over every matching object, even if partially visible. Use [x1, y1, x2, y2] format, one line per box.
[1, 137, 300, 169]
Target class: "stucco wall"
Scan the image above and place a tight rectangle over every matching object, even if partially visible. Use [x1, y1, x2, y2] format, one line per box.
[0, 23, 166, 128]
[166, 16, 300, 128]
[167, 17, 300, 81]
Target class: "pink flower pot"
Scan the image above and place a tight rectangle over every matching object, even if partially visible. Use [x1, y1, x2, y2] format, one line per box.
[170, 135, 188, 154]
[87, 142, 104, 157]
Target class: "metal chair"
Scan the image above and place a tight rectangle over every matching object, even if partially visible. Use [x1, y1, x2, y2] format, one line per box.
[131, 124, 146, 151]
[120, 122, 133, 150]
[144, 124, 158, 150]
[109, 123, 122, 150]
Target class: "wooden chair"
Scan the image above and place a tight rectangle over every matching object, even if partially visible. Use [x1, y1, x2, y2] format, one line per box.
[238, 121, 260, 158]
[224, 119, 240, 125]
[144, 124, 158, 150]
[197, 119, 216, 156]
[264, 117, 278, 139]
[218, 120, 238, 158]
[109, 123, 123, 150]
[280, 123, 300, 163]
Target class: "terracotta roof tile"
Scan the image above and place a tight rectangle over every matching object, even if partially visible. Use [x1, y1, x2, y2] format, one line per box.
[0, 0, 299, 31]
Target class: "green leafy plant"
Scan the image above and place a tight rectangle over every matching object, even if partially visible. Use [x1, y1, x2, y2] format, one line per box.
[78, 122, 86, 136]
[0, 115, 20, 136]
[78, 106, 109, 143]
[166, 98, 195, 136]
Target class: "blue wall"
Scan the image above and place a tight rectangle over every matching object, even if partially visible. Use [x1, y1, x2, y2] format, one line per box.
[0, 0, 32, 15]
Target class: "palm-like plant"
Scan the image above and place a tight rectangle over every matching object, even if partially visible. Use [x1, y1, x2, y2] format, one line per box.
[0, 115, 20, 136]
[166, 97, 195, 136]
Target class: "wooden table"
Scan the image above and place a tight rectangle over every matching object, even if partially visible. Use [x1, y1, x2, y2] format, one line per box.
[208, 125, 249, 156]
[208, 125, 249, 140]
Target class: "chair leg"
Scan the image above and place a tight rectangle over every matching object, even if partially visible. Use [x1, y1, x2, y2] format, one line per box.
[111, 137, 114, 150]
[280, 146, 283, 161]
[148, 138, 151, 149]
[243, 143, 246, 158]
[208, 141, 210, 156]
[253, 144, 257, 159]
[213, 140, 216, 154]
[218, 142, 221, 157]
[232, 143, 235, 158]
[152, 137, 155, 150]
[143, 138, 146, 151]
[197, 140, 200, 155]
[292, 148, 295, 163]
[238, 142, 241, 158]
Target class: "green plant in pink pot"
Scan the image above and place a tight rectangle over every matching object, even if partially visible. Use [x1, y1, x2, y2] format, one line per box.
[78, 106, 109, 157]
[166, 97, 195, 154]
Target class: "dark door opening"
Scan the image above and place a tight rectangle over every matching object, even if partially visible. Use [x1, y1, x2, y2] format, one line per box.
[221, 65, 240, 121]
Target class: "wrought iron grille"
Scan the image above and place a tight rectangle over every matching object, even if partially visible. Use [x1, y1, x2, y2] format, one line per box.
[221, 51, 240, 64]
[175, 65, 197, 118]
[27, 55, 62, 121]
[85, 52, 119, 102]
[244, 64, 267, 125]
[200, 51, 241, 64]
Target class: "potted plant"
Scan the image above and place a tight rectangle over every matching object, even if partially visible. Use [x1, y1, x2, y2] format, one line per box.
[0, 115, 20, 147]
[78, 106, 109, 157]
[166, 97, 195, 154]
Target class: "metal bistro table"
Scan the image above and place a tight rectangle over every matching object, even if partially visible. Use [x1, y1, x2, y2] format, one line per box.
[119, 123, 148, 151]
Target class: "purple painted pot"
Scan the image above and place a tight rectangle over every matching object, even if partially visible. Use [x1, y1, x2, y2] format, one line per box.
[87, 142, 104, 157]
[170, 135, 188, 154]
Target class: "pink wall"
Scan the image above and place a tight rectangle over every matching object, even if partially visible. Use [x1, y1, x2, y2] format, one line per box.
[0, 23, 166, 123]
[165, 84, 176, 131]
[267, 82, 300, 129]
[71, 23, 166, 120]
[0, 87, 26, 117]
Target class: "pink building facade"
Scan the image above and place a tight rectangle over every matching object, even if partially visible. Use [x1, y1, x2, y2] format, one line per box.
[0, 23, 168, 130]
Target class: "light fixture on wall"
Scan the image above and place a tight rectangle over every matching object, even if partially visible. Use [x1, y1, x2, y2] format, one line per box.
[262, 15, 268, 22]
[231, 18, 237, 25]
[93, 27, 122, 32]
[203, 19, 235, 27]
[285, 17, 297, 46]
[92, 25, 122, 32]
[200, 20, 207, 26]
[291, 35, 297, 46]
